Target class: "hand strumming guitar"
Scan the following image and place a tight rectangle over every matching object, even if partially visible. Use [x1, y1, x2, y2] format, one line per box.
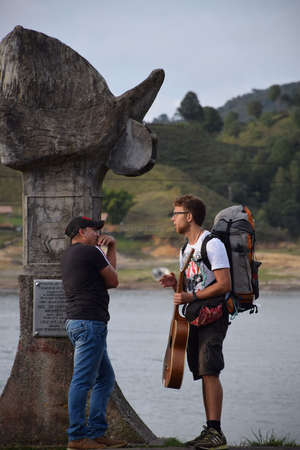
[173, 291, 193, 305]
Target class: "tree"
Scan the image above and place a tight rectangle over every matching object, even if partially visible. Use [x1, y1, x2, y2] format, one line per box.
[224, 111, 239, 123]
[177, 91, 204, 122]
[292, 87, 300, 107]
[203, 106, 223, 133]
[291, 107, 300, 128]
[268, 84, 281, 102]
[102, 187, 135, 224]
[265, 167, 300, 236]
[152, 113, 170, 124]
[247, 100, 263, 118]
[223, 111, 243, 137]
[281, 93, 292, 105]
[268, 137, 295, 168]
[261, 112, 275, 127]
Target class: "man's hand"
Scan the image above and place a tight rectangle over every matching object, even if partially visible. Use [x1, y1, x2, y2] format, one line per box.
[173, 292, 193, 305]
[97, 234, 116, 248]
[97, 234, 117, 269]
[159, 272, 177, 290]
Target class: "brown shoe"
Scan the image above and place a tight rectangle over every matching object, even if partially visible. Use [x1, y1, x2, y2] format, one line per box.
[94, 436, 127, 448]
[67, 438, 107, 449]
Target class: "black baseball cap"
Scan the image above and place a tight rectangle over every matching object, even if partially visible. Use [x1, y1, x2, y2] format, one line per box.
[65, 216, 104, 239]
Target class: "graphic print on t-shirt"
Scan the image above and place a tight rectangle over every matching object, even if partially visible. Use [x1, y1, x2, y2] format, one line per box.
[185, 258, 208, 292]
[180, 230, 230, 294]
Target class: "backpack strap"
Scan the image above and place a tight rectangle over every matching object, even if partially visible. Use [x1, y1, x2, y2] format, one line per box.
[180, 239, 188, 256]
[200, 233, 214, 271]
[182, 234, 215, 271]
[180, 239, 189, 293]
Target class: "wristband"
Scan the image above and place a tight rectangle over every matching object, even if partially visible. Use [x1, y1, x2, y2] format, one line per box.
[192, 289, 198, 301]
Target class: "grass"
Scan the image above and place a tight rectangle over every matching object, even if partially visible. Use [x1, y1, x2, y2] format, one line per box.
[113, 235, 150, 257]
[241, 429, 298, 447]
[219, 113, 298, 148]
[0, 432, 298, 449]
[258, 267, 299, 284]
[104, 163, 232, 240]
[0, 210, 22, 248]
[258, 246, 300, 257]
[0, 215, 22, 226]
[0, 430, 299, 449]
[255, 245, 300, 286]
[0, 230, 22, 248]
[118, 267, 155, 285]
[118, 261, 178, 286]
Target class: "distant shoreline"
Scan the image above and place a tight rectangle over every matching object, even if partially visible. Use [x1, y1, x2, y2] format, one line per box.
[1, 280, 300, 295]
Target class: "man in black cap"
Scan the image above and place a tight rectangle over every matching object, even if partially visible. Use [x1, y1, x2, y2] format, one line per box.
[62, 216, 126, 450]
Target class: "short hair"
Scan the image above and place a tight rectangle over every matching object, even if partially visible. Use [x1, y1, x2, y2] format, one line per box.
[174, 194, 206, 226]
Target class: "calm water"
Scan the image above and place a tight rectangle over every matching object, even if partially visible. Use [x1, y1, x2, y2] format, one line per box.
[1, 289, 300, 445]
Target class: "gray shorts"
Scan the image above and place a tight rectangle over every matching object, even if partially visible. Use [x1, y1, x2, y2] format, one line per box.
[187, 312, 229, 380]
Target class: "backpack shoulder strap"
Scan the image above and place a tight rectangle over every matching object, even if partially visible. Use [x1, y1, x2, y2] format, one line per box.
[182, 233, 220, 272]
[180, 239, 188, 256]
[200, 233, 214, 271]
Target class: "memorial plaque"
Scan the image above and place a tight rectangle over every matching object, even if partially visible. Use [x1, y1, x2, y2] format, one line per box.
[33, 279, 67, 337]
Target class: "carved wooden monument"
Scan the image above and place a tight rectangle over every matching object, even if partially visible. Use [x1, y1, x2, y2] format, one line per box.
[0, 26, 164, 445]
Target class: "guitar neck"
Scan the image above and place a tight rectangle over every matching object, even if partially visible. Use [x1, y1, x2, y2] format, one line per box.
[176, 270, 185, 293]
[173, 248, 194, 317]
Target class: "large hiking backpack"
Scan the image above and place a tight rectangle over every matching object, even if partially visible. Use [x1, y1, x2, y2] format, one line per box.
[201, 205, 261, 317]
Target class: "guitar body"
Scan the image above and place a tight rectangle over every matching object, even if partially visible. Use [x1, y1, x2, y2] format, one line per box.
[162, 249, 194, 389]
[162, 307, 189, 389]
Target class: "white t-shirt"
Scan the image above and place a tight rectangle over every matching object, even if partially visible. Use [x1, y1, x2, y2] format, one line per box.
[180, 230, 230, 293]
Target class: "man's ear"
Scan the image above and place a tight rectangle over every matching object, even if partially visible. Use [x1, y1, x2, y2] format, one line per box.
[78, 228, 86, 237]
[186, 212, 193, 223]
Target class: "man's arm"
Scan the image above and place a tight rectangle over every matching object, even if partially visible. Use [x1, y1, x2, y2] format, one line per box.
[98, 234, 118, 288]
[99, 264, 118, 289]
[173, 268, 231, 305]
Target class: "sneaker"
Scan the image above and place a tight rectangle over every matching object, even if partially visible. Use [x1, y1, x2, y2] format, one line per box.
[193, 426, 227, 450]
[186, 427, 209, 446]
[94, 436, 127, 448]
[67, 438, 107, 449]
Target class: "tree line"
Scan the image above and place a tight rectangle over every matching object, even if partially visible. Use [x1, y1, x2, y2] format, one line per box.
[150, 86, 300, 240]
[83, 84, 300, 240]
[152, 84, 300, 135]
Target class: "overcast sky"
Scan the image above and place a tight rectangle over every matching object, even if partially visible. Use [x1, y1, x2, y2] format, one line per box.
[1, 0, 299, 121]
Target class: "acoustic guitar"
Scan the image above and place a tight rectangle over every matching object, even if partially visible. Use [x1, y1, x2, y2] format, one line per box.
[162, 248, 194, 389]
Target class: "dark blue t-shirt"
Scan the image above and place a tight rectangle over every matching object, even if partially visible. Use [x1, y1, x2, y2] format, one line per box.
[61, 243, 110, 322]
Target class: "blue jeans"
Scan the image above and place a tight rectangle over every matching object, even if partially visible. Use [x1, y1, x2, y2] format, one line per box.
[65, 320, 115, 441]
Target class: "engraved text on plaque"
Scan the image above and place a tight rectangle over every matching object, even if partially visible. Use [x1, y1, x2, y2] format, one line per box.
[33, 279, 67, 337]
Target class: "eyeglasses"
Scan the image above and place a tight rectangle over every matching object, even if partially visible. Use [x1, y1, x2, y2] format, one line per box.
[168, 211, 189, 217]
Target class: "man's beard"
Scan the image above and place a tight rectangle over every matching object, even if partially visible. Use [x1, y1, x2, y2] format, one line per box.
[177, 223, 190, 235]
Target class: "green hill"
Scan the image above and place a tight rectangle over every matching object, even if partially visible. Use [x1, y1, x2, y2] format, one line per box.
[149, 122, 259, 198]
[1, 82, 300, 244]
[103, 164, 231, 241]
[218, 81, 300, 122]
[148, 114, 300, 240]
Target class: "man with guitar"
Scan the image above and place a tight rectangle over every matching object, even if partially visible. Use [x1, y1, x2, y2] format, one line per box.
[160, 195, 231, 450]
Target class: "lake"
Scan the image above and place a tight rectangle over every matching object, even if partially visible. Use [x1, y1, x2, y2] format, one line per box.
[0, 289, 299, 445]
